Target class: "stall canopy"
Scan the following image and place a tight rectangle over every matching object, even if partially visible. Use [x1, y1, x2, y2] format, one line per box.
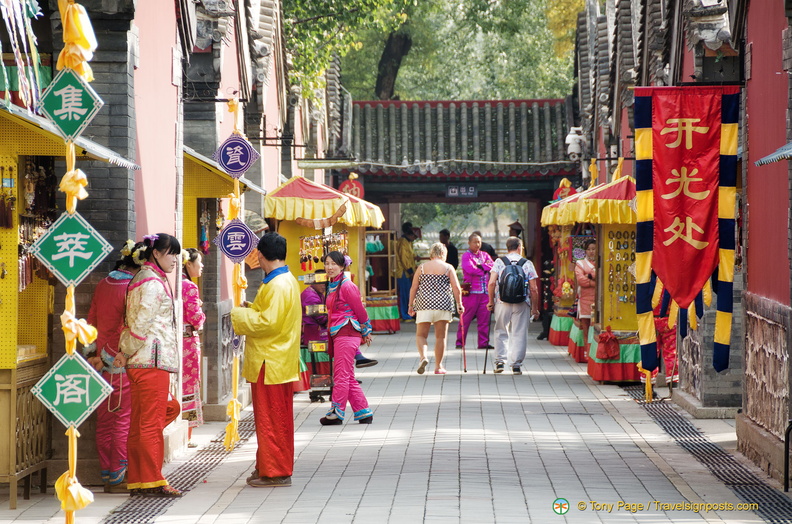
[1, 103, 140, 170]
[540, 184, 604, 226]
[574, 175, 636, 224]
[265, 176, 384, 228]
[183, 145, 266, 196]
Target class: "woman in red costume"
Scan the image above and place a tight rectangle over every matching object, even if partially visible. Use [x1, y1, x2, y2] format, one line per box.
[84, 240, 144, 492]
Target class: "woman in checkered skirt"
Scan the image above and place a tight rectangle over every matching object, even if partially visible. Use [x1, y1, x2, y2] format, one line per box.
[408, 243, 464, 374]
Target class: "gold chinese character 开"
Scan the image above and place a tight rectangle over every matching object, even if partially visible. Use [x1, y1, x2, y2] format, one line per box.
[660, 118, 710, 149]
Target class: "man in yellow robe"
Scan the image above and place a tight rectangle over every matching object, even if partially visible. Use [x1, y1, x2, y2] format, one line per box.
[231, 232, 300, 487]
[394, 222, 418, 320]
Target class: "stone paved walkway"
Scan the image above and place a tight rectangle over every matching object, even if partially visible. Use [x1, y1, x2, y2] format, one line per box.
[1, 320, 784, 523]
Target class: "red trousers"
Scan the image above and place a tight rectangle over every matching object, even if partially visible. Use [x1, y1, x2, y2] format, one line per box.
[250, 364, 295, 478]
[126, 368, 172, 489]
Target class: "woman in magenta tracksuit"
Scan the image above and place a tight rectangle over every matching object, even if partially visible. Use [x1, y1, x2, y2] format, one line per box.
[319, 251, 374, 426]
[455, 233, 494, 349]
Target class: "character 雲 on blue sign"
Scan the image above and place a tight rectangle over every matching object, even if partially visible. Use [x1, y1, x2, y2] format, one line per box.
[213, 218, 257, 264]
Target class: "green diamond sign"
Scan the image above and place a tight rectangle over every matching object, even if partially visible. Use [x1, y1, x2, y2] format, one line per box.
[29, 212, 113, 287]
[31, 353, 112, 428]
[39, 68, 104, 141]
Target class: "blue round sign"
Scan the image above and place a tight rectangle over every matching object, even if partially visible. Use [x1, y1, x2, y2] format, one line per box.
[213, 134, 260, 178]
[213, 218, 257, 263]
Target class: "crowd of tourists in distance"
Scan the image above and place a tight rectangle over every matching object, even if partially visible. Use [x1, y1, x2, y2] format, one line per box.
[83, 216, 543, 494]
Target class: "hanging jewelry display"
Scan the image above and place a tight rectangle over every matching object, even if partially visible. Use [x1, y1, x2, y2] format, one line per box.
[18, 156, 56, 291]
[199, 201, 210, 254]
[299, 231, 350, 272]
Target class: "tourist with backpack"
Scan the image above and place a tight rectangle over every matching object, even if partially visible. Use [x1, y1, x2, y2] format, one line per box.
[486, 237, 539, 374]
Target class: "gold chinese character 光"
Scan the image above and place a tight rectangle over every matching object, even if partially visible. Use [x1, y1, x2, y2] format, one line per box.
[660, 167, 711, 200]
[662, 216, 709, 250]
[660, 118, 710, 149]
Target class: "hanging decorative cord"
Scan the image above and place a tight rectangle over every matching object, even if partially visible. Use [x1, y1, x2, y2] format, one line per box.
[52, 2, 98, 521]
[224, 98, 244, 451]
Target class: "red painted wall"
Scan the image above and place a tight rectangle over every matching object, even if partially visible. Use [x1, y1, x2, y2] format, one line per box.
[745, 2, 790, 302]
[133, 2, 179, 238]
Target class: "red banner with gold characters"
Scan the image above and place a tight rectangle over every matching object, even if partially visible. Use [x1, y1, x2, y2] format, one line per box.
[634, 85, 739, 372]
[645, 87, 731, 308]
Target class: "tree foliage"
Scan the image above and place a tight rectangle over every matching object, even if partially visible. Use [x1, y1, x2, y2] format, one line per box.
[546, 0, 585, 57]
[340, 0, 577, 101]
[282, 0, 413, 96]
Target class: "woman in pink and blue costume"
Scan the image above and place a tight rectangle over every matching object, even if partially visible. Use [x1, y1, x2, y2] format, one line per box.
[455, 233, 494, 349]
[319, 251, 374, 426]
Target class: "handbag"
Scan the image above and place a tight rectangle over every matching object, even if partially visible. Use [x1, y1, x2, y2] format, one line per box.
[596, 326, 620, 360]
[567, 298, 578, 318]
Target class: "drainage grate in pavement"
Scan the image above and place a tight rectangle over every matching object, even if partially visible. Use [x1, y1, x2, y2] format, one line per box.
[102, 412, 256, 524]
[622, 385, 792, 524]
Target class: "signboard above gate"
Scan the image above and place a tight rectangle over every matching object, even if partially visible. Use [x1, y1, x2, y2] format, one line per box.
[446, 184, 478, 198]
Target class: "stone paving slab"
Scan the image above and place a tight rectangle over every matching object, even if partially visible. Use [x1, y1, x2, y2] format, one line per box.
[0, 320, 781, 523]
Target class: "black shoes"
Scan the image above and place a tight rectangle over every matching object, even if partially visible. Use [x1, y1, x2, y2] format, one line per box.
[320, 416, 343, 426]
[358, 415, 373, 424]
[355, 358, 378, 368]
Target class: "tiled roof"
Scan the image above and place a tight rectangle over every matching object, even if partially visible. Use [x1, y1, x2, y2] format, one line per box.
[351, 100, 574, 178]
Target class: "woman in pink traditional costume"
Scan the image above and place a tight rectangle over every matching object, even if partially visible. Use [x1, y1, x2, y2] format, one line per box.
[84, 240, 144, 492]
[319, 251, 374, 426]
[574, 239, 597, 352]
[181, 248, 206, 446]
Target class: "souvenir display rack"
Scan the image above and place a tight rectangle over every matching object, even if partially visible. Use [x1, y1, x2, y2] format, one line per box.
[547, 225, 575, 345]
[298, 231, 349, 272]
[586, 224, 641, 382]
[365, 230, 399, 334]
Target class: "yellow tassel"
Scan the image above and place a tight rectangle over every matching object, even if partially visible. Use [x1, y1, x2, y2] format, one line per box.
[636, 363, 653, 403]
[56, 0, 97, 81]
[55, 426, 93, 522]
[651, 279, 664, 310]
[589, 159, 598, 184]
[689, 302, 698, 331]
[61, 286, 97, 355]
[703, 280, 713, 308]
[223, 355, 241, 451]
[668, 301, 678, 328]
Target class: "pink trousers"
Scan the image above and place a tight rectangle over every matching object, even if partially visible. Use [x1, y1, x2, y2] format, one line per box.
[456, 293, 491, 348]
[330, 335, 372, 421]
[96, 371, 131, 481]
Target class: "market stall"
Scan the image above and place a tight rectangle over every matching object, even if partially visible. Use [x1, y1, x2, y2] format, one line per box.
[574, 172, 642, 382]
[0, 106, 139, 507]
[540, 184, 601, 347]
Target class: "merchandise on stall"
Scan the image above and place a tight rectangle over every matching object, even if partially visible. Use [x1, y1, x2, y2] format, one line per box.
[573, 173, 647, 383]
[541, 182, 603, 346]
[365, 230, 398, 334]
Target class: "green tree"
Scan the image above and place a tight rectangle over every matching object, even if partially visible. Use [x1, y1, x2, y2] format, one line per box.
[341, 0, 576, 101]
[282, 0, 413, 96]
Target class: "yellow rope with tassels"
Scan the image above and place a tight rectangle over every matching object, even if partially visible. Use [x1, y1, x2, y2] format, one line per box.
[224, 99, 244, 451]
[55, 426, 94, 524]
[52, 4, 98, 518]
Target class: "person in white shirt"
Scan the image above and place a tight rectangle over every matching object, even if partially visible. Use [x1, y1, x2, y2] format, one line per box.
[486, 237, 539, 374]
